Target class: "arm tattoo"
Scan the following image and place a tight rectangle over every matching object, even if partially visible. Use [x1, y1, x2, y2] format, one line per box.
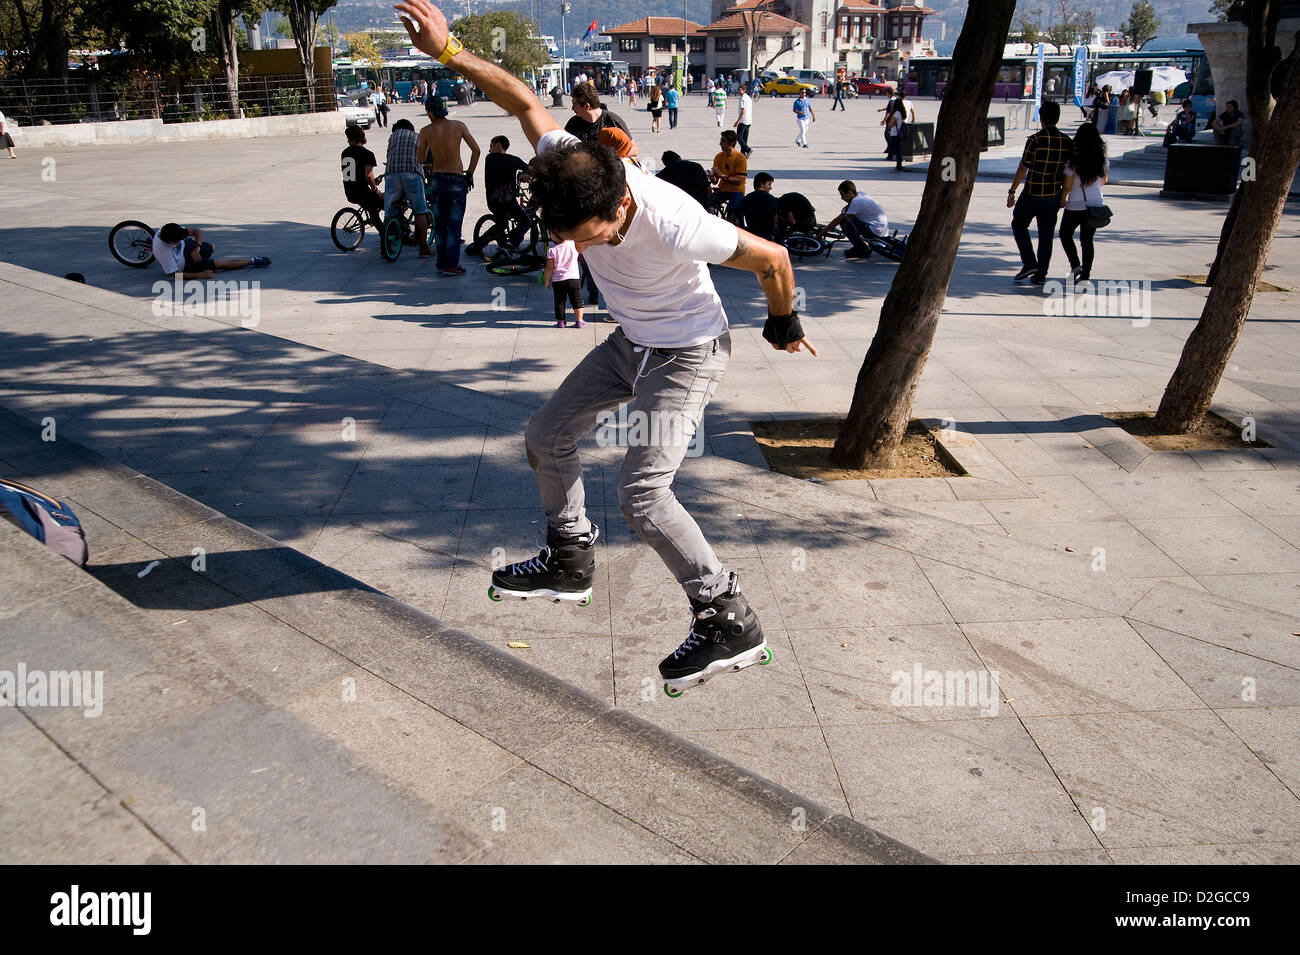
[726, 236, 751, 263]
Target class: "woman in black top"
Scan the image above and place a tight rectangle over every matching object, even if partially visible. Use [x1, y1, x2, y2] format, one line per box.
[648, 85, 664, 134]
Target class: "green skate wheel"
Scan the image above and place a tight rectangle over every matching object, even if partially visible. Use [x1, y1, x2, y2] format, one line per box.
[759, 646, 773, 665]
[663, 683, 683, 698]
[488, 586, 502, 603]
[578, 593, 592, 607]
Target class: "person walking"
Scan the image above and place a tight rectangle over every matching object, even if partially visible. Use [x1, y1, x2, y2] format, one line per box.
[369, 86, 388, 127]
[665, 83, 680, 129]
[1007, 100, 1072, 285]
[887, 91, 912, 171]
[711, 81, 727, 127]
[0, 107, 15, 158]
[792, 89, 815, 147]
[648, 84, 664, 133]
[734, 85, 753, 157]
[396, 0, 815, 693]
[831, 74, 846, 111]
[1058, 121, 1108, 283]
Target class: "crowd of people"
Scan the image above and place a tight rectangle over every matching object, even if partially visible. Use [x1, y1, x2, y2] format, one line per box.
[334, 49, 1259, 314]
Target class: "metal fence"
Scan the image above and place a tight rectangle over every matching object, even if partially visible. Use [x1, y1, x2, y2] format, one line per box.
[0, 73, 335, 126]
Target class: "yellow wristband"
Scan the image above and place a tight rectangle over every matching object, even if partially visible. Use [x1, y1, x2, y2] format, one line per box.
[437, 35, 464, 65]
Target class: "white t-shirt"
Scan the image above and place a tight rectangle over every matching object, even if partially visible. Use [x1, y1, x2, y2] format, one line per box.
[152, 229, 187, 274]
[537, 128, 739, 348]
[737, 93, 752, 125]
[1064, 158, 1108, 211]
[887, 107, 904, 136]
[845, 194, 888, 235]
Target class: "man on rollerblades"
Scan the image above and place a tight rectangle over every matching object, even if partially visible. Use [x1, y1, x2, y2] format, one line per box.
[396, 0, 818, 694]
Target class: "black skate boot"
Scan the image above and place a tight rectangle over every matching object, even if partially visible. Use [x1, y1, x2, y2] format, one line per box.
[488, 523, 598, 606]
[659, 573, 772, 697]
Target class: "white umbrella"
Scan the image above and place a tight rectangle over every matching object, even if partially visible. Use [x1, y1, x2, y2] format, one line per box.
[1094, 69, 1134, 90]
[1094, 66, 1187, 92]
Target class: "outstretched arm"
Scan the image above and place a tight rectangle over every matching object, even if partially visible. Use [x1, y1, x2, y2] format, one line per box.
[395, 0, 560, 149]
[721, 231, 817, 356]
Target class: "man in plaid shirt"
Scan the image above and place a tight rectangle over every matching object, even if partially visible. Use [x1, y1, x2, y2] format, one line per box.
[1007, 100, 1072, 285]
[384, 119, 432, 256]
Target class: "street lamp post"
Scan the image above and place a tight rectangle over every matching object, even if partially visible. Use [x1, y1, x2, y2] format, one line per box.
[561, 3, 571, 93]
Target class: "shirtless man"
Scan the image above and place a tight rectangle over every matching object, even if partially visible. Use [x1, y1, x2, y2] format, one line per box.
[417, 94, 481, 275]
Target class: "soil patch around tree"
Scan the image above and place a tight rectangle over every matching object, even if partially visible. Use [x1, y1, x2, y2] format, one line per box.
[1107, 410, 1273, 451]
[1177, 274, 1287, 292]
[751, 419, 965, 480]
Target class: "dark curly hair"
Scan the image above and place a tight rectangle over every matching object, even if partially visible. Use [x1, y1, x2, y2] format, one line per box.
[529, 140, 627, 235]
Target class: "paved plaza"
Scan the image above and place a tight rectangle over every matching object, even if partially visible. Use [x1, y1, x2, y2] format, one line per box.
[1, 92, 1298, 863]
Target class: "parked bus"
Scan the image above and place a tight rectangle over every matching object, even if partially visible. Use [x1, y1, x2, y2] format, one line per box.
[904, 48, 1209, 103]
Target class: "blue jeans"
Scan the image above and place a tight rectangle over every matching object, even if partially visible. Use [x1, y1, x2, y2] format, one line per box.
[426, 173, 468, 270]
[1012, 193, 1061, 275]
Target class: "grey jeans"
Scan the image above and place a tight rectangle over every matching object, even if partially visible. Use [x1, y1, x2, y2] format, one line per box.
[525, 327, 731, 602]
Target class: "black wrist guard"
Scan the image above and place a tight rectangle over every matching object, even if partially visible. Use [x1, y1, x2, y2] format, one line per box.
[762, 310, 804, 348]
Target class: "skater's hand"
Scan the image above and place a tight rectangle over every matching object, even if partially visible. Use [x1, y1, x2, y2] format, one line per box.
[762, 310, 816, 356]
[395, 0, 450, 60]
[779, 336, 818, 357]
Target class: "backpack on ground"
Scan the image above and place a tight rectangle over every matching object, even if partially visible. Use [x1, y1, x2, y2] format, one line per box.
[0, 478, 89, 566]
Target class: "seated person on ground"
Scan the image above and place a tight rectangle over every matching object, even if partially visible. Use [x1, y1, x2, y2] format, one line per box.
[656, 150, 711, 208]
[737, 173, 779, 241]
[1163, 99, 1198, 147]
[1213, 100, 1245, 146]
[341, 125, 384, 228]
[706, 129, 747, 220]
[151, 223, 269, 278]
[776, 191, 817, 240]
[823, 180, 888, 258]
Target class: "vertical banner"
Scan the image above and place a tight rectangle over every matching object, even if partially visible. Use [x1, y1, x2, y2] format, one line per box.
[1073, 44, 1087, 107]
[1032, 42, 1045, 121]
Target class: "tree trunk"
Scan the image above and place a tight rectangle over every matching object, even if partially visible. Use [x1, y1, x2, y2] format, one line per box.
[285, 2, 319, 111]
[213, 1, 241, 116]
[1155, 42, 1300, 433]
[1205, 0, 1280, 287]
[829, 0, 1018, 469]
[38, 0, 70, 78]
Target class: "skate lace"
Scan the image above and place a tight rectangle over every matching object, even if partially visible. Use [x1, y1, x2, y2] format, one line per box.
[672, 615, 711, 659]
[509, 546, 552, 576]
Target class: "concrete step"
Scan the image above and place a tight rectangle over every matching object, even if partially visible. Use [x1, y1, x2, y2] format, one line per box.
[0, 410, 934, 864]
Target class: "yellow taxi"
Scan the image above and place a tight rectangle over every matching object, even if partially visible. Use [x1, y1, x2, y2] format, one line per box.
[762, 76, 818, 97]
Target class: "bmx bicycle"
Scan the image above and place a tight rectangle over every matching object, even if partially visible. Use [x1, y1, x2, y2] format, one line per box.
[468, 170, 544, 265]
[330, 174, 387, 252]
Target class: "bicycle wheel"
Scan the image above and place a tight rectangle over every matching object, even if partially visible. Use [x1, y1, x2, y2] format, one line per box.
[331, 208, 366, 251]
[471, 213, 506, 260]
[108, 220, 156, 268]
[783, 233, 825, 259]
[380, 216, 404, 262]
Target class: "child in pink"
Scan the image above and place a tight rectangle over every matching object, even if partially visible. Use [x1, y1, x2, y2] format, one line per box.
[544, 239, 584, 328]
